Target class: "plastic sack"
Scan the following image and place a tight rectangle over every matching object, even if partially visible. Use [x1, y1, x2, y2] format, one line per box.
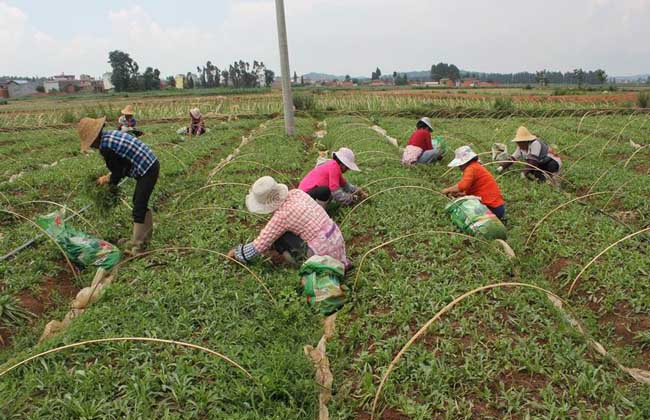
[298, 255, 347, 316]
[36, 210, 122, 270]
[491, 143, 509, 161]
[444, 196, 507, 240]
[432, 135, 447, 157]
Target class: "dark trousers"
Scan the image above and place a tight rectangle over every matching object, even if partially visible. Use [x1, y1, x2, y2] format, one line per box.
[132, 160, 160, 223]
[273, 232, 309, 263]
[488, 204, 506, 222]
[306, 186, 331, 202]
[533, 159, 560, 182]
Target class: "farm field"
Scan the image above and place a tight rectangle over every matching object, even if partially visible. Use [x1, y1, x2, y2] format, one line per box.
[1, 91, 649, 419]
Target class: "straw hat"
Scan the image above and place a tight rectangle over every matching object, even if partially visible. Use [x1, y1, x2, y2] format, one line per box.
[448, 145, 478, 168]
[512, 126, 537, 143]
[418, 117, 433, 130]
[245, 176, 289, 214]
[121, 104, 134, 115]
[190, 108, 202, 119]
[77, 117, 106, 152]
[332, 147, 360, 172]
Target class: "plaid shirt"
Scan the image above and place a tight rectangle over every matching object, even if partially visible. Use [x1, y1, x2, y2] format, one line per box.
[235, 189, 334, 262]
[100, 130, 157, 178]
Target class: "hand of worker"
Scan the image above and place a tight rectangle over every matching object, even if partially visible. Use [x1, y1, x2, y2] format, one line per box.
[227, 249, 236, 259]
[356, 189, 368, 200]
[496, 166, 504, 173]
[96, 175, 110, 186]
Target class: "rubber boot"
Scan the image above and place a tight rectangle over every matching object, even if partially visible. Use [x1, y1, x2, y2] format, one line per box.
[126, 223, 148, 256]
[144, 210, 154, 244]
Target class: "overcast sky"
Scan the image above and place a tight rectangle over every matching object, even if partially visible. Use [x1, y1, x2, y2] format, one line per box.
[2, 0, 649, 78]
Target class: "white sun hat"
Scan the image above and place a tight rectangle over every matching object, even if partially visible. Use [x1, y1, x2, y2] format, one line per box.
[190, 108, 202, 119]
[245, 176, 289, 214]
[418, 117, 433, 130]
[448, 145, 478, 168]
[332, 147, 360, 172]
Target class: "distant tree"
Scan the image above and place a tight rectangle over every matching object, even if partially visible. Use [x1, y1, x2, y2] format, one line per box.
[344, 74, 351, 82]
[166, 75, 176, 88]
[293, 71, 298, 84]
[535, 70, 548, 87]
[371, 67, 382, 80]
[186, 72, 194, 89]
[222, 70, 229, 87]
[108, 50, 140, 92]
[573, 68, 586, 88]
[394, 73, 408, 86]
[142, 67, 156, 90]
[264, 69, 275, 87]
[36, 85, 45, 93]
[300, 75, 304, 85]
[392, 71, 398, 80]
[594, 69, 608, 84]
[351, 78, 359, 84]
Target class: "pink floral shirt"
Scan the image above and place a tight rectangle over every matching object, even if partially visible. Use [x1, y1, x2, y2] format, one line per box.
[402, 145, 423, 165]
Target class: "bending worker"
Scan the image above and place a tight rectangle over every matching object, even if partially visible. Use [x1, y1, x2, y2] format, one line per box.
[497, 126, 562, 182]
[298, 147, 367, 206]
[77, 117, 159, 254]
[228, 176, 348, 267]
[402, 117, 443, 165]
[442, 146, 506, 221]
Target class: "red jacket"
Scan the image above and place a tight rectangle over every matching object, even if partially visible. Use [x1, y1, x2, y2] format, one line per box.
[407, 129, 432, 151]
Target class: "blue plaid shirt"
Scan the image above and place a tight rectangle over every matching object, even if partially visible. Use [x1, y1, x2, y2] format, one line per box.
[99, 130, 157, 178]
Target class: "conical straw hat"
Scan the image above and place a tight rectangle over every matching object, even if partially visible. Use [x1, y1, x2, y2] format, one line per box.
[77, 117, 106, 152]
[512, 126, 537, 143]
[121, 104, 134, 115]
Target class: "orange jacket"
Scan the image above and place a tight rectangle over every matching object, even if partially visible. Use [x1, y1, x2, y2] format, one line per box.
[457, 161, 504, 208]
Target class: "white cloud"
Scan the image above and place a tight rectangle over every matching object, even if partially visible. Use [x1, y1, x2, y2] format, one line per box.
[1, 0, 649, 78]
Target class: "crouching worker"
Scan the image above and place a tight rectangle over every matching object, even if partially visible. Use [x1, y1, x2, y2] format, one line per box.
[497, 126, 562, 182]
[298, 147, 367, 207]
[442, 146, 506, 221]
[77, 117, 159, 255]
[402, 117, 443, 165]
[228, 176, 349, 267]
[117, 104, 144, 137]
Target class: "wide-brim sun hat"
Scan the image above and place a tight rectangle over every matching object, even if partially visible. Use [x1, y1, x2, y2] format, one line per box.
[121, 104, 134, 115]
[190, 108, 202, 119]
[448, 145, 478, 168]
[245, 176, 289, 214]
[418, 117, 433, 130]
[332, 147, 360, 172]
[512, 126, 537, 143]
[77, 117, 106, 152]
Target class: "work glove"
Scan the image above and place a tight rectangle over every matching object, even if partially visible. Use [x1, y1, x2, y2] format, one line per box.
[96, 175, 110, 186]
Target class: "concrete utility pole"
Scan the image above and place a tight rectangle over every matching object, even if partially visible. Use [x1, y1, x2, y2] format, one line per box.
[274, 0, 295, 136]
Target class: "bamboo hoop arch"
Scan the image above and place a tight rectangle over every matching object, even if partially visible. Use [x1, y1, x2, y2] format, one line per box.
[0, 337, 253, 380]
[567, 227, 650, 295]
[114, 247, 275, 303]
[0, 209, 79, 283]
[624, 145, 648, 169]
[370, 281, 650, 419]
[524, 191, 612, 247]
[17, 200, 100, 236]
[167, 206, 267, 220]
[175, 182, 249, 209]
[340, 186, 449, 227]
[352, 230, 492, 291]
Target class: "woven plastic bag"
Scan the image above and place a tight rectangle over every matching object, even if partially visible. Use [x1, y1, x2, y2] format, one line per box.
[298, 255, 347, 316]
[445, 196, 507, 240]
[36, 210, 122, 270]
[432, 135, 447, 157]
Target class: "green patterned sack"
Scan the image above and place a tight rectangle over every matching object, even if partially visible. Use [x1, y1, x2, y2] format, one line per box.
[432, 135, 447, 156]
[445, 196, 507, 240]
[36, 210, 122, 270]
[298, 255, 347, 316]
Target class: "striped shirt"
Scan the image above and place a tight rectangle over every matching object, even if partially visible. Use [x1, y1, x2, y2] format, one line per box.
[99, 130, 157, 178]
